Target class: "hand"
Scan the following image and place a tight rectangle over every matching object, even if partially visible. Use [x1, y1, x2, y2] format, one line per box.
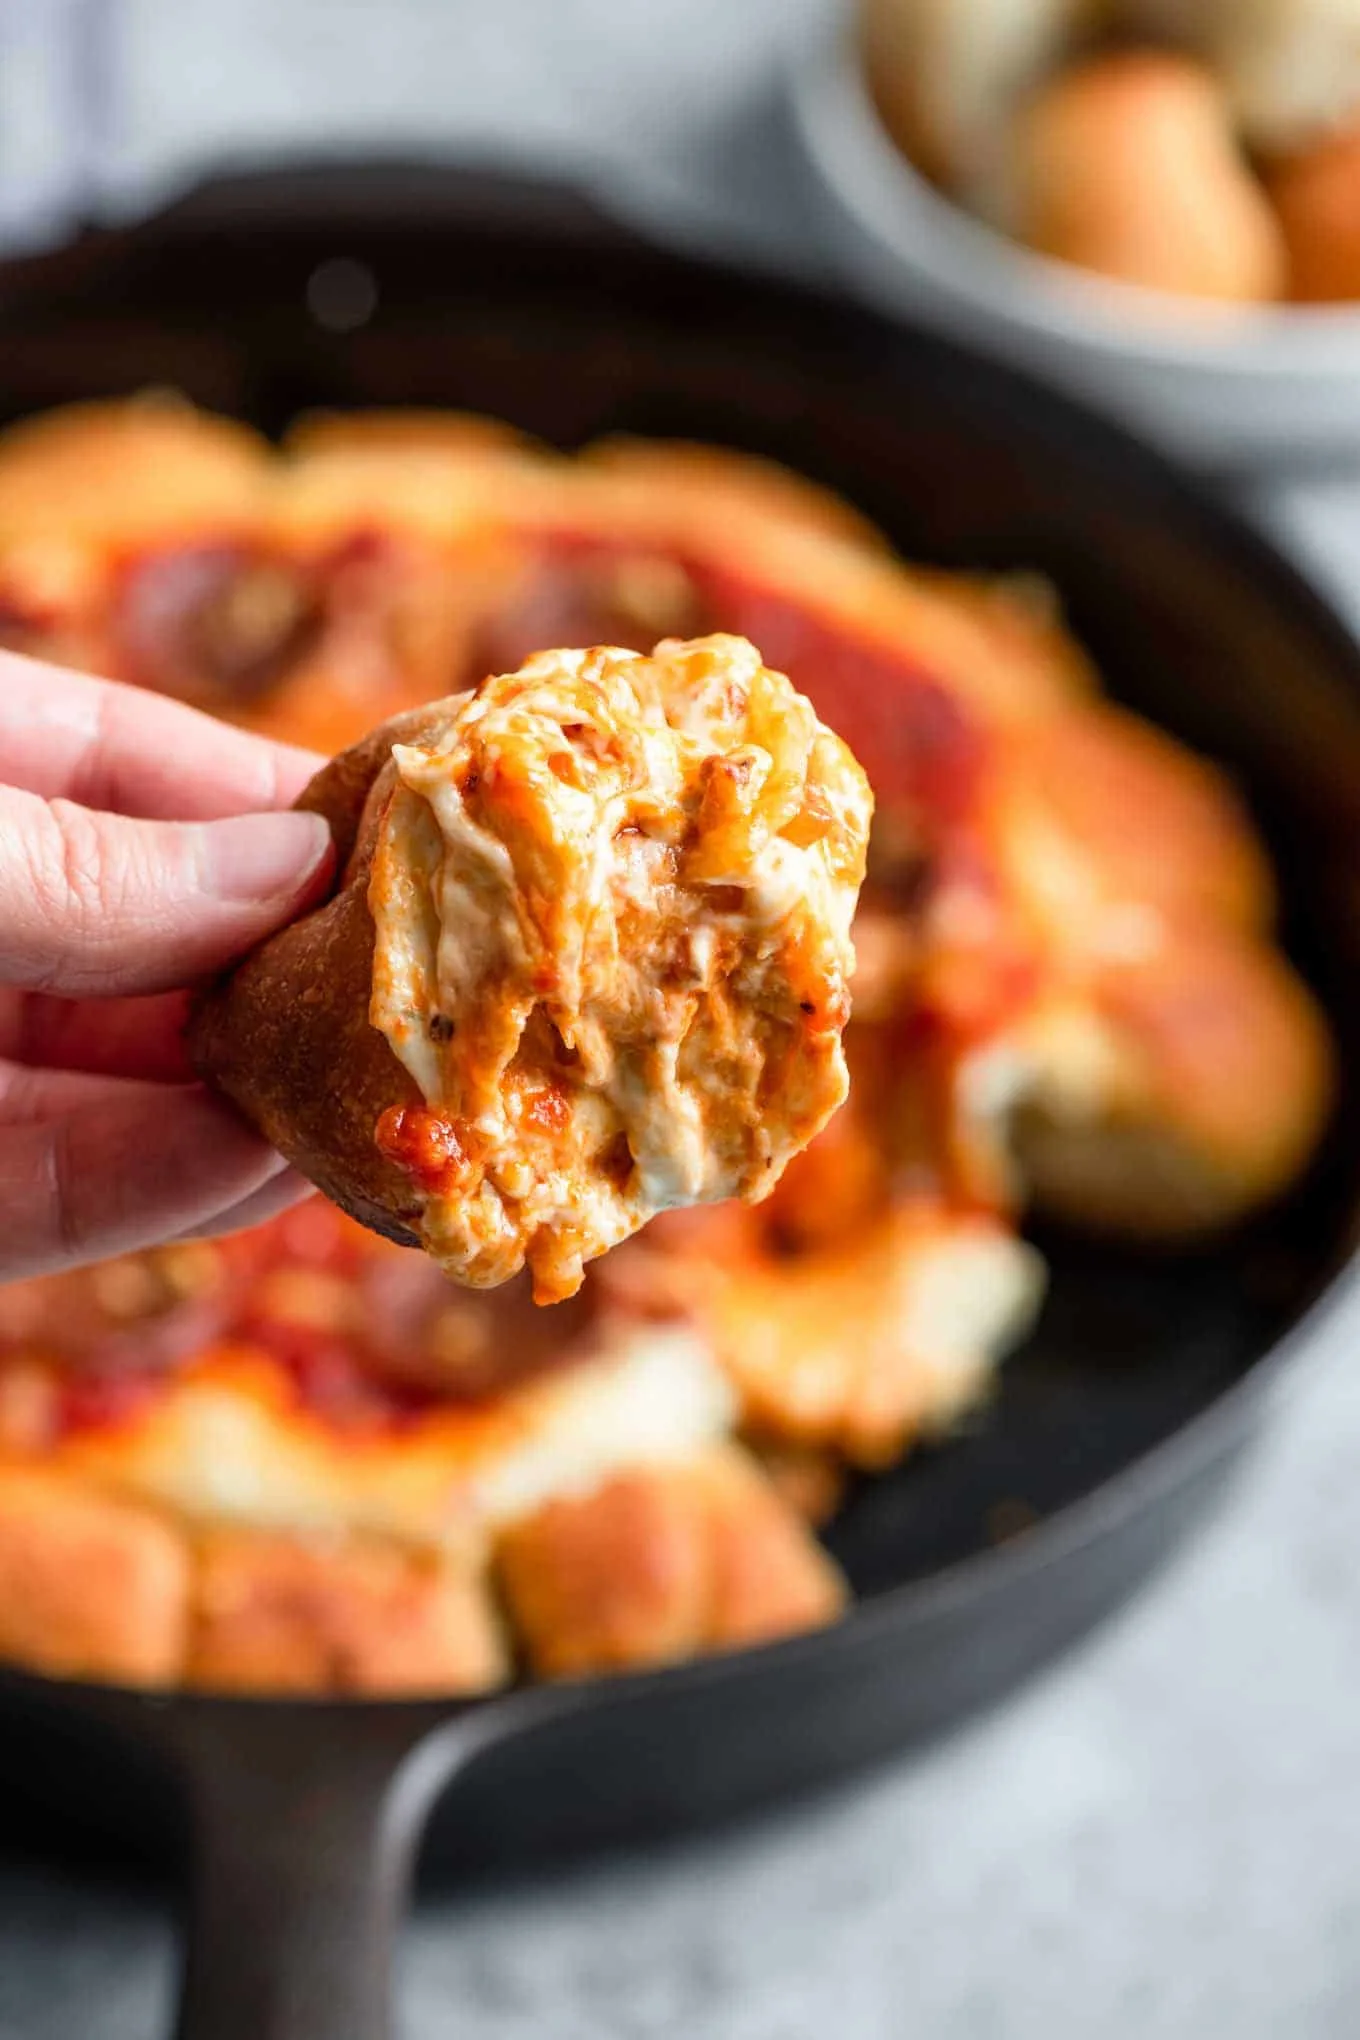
[0, 655, 334, 1280]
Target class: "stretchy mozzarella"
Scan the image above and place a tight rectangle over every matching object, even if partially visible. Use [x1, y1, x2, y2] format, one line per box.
[367, 635, 873, 1302]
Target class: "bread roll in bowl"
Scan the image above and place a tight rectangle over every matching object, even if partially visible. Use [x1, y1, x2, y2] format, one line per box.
[999, 51, 1287, 302]
[1266, 117, 1360, 300]
[861, 0, 1109, 190]
[1177, 0, 1360, 153]
[190, 635, 873, 1305]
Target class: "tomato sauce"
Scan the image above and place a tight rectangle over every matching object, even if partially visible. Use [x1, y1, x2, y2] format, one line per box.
[375, 1105, 472, 1195]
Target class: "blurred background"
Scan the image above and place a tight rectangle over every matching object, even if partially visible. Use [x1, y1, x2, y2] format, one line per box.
[0, 0, 829, 256]
[3, 3, 1360, 2037]
[8, 0, 1360, 568]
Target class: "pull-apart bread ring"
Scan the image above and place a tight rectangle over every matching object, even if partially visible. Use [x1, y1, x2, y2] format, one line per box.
[190, 634, 873, 1305]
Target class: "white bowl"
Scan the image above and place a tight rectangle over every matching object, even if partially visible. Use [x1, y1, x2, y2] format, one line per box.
[788, 24, 1360, 469]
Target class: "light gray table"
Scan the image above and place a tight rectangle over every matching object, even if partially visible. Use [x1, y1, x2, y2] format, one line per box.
[4, 5, 1360, 2035]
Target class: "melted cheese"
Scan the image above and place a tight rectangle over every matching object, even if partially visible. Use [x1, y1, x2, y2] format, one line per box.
[368, 635, 873, 1301]
[709, 1206, 1045, 1468]
[56, 1320, 736, 1559]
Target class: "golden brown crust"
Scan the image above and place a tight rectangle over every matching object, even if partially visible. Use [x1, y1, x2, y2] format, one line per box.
[285, 408, 538, 464]
[0, 397, 270, 541]
[0, 1463, 509, 1695]
[498, 1469, 707, 1675]
[700, 1208, 1043, 1469]
[1015, 927, 1337, 1239]
[293, 702, 444, 861]
[578, 437, 892, 554]
[495, 1447, 845, 1679]
[187, 1527, 507, 1695]
[696, 1449, 849, 1650]
[188, 703, 466, 1248]
[1013, 701, 1275, 932]
[1265, 120, 1360, 304]
[188, 869, 418, 1246]
[1004, 51, 1286, 303]
[0, 1468, 190, 1685]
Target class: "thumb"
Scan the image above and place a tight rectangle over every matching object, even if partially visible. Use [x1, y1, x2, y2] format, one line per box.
[0, 786, 334, 997]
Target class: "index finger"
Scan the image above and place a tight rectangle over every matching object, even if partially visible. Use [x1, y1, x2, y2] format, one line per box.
[0, 652, 322, 819]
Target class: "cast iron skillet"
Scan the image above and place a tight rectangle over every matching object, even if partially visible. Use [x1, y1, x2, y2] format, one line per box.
[0, 163, 1359, 2040]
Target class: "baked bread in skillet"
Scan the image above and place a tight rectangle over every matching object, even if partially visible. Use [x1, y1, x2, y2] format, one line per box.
[0, 399, 1331, 1694]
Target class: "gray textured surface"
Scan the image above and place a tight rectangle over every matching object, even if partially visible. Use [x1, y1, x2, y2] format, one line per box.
[5, 4, 1360, 2036]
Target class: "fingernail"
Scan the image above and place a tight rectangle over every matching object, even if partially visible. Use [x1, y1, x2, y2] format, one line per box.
[200, 810, 333, 905]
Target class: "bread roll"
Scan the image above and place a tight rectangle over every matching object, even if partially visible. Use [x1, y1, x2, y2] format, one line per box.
[1000, 50, 1286, 302]
[861, 0, 1108, 187]
[1193, 0, 1360, 151]
[1265, 117, 1360, 298]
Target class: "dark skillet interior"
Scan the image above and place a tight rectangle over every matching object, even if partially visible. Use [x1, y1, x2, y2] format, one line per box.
[1, 162, 1359, 1881]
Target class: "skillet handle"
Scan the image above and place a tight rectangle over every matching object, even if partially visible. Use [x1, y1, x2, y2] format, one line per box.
[171, 1703, 469, 2040]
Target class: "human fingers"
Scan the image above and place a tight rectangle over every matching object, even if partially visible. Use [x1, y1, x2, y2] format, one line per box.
[0, 653, 321, 818]
[0, 782, 333, 998]
[174, 1174, 318, 1242]
[0, 988, 198, 1082]
[0, 1069, 291, 1279]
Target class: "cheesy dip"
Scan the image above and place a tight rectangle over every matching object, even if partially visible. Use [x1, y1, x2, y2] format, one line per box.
[367, 634, 874, 1302]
